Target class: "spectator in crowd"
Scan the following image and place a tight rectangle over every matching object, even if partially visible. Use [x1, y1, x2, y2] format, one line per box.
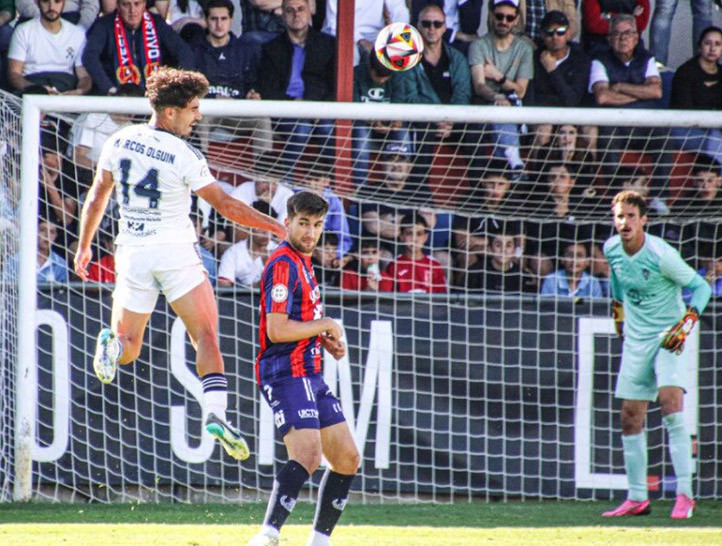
[670, 26, 722, 166]
[341, 238, 381, 291]
[399, 3, 472, 198]
[358, 143, 415, 262]
[0, 0, 14, 74]
[39, 139, 78, 255]
[16, 0, 98, 29]
[418, 206, 452, 263]
[36, 219, 69, 283]
[450, 215, 495, 290]
[614, 164, 670, 217]
[86, 234, 116, 283]
[82, 0, 194, 94]
[311, 231, 342, 288]
[469, 0, 532, 169]
[379, 212, 447, 293]
[525, 161, 599, 217]
[677, 154, 722, 214]
[529, 12, 592, 153]
[7, 0, 91, 95]
[258, 0, 335, 173]
[689, 242, 722, 299]
[217, 200, 278, 287]
[70, 83, 144, 187]
[591, 14, 673, 212]
[302, 160, 352, 257]
[466, 157, 522, 214]
[191, 0, 272, 157]
[352, 49, 411, 188]
[582, 0, 650, 57]
[650, 0, 713, 67]
[524, 0, 579, 44]
[529, 124, 596, 187]
[411, 0, 485, 55]
[322, 0, 408, 65]
[465, 226, 534, 293]
[541, 241, 604, 298]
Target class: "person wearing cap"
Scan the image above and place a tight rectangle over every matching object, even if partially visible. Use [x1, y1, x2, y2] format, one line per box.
[521, 0, 578, 43]
[351, 48, 412, 188]
[468, 0, 532, 169]
[528, 11, 592, 152]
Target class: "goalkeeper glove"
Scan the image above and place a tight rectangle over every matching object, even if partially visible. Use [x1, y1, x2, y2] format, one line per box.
[612, 300, 624, 339]
[660, 307, 699, 355]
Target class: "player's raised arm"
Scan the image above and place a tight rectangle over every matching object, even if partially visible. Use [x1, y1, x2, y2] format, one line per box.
[74, 169, 115, 281]
[196, 183, 286, 240]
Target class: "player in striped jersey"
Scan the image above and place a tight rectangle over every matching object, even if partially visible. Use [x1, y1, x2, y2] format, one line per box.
[248, 191, 360, 546]
[74, 67, 285, 461]
[602, 190, 712, 519]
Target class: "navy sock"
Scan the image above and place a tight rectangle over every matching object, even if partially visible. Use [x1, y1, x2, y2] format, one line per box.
[312, 470, 355, 536]
[264, 460, 310, 531]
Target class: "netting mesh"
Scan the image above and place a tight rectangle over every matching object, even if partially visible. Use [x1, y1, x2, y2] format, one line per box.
[3, 90, 722, 503]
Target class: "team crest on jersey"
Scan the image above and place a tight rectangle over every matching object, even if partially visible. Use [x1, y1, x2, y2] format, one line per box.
[271, 284, 288, 302]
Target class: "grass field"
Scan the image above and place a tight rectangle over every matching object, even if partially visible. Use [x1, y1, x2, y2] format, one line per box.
[1, 501, 721, 545]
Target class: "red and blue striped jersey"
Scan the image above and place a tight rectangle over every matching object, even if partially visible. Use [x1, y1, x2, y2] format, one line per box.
[256, 242, 323, 384]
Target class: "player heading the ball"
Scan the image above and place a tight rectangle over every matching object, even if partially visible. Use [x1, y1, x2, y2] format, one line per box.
[602, 190, 711, 519]
[74, 67, 286, 461]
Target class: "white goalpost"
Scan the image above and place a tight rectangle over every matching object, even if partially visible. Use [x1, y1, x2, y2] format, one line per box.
[4, 91, 722, 503]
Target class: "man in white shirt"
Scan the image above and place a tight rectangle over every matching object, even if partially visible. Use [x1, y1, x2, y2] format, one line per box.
[7, 0, 91, 94]
[217, 200, 278, 287]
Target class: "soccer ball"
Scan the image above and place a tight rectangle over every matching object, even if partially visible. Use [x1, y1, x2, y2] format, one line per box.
[374, 22, 424, 72]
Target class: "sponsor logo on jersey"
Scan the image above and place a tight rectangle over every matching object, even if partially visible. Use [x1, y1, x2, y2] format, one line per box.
[280, 495, 297, 512]
[297, 409, 319, 419]
[642, 268, 650, 280]
[274, 410, 286, 428]
[398, 269, 409, 277]
[332, 498, 348, 511]
[271, 284, 288, 303]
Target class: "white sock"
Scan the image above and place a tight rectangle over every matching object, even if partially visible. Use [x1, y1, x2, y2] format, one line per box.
[307, 530, 330, 546]
[203, 389, 227, 420]
[261, 524, 280, 538]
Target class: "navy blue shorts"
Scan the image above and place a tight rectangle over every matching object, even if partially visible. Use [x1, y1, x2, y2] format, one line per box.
[259, 374, 346, 437]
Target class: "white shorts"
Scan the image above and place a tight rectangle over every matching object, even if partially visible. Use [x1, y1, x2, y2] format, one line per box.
[113, 243, 207, 314]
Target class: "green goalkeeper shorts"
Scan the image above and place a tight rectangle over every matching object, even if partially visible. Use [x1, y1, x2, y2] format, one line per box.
[614, 336, 689, 401]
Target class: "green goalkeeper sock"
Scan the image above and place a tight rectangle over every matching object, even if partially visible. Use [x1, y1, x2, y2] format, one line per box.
[664, 412, 693, 497]
[622, 432, 648, 502]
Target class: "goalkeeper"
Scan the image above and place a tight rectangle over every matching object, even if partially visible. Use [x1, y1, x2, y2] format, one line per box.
[602, 190, 711, 519]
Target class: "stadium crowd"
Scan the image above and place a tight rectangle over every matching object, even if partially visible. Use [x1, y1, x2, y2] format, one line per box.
[0, 0, 721, 297]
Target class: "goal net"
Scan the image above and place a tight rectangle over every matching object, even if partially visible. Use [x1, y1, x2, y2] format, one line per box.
[3, 90, 721, 503]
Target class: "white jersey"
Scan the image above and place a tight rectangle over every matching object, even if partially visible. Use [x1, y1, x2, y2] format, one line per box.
[97, 123, 215, 246]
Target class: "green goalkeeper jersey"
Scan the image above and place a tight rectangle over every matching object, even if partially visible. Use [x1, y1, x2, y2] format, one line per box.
[603, 233, 697, 342]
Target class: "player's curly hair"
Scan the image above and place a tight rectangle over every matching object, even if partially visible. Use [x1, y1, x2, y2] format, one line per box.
[287, 191, 329, 218]
[612, 190, 648, 217]
[145, 67, 209, 111]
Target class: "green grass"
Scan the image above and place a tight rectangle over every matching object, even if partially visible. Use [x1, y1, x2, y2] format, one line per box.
[1, 501, 721, 545]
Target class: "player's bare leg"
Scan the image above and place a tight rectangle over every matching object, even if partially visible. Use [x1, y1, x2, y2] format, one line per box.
[169, 279, 249, 461]
[603, 399, 651, 517]
[93, 305, 151, 384]
[659, 387, 695, 518]
[306, 422, 360, 546]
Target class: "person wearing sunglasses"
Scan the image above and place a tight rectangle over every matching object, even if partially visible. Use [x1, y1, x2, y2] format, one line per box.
[528, 11, 592, 155]
[397, 3, 472, 199]
[468, 0, 532, 169]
